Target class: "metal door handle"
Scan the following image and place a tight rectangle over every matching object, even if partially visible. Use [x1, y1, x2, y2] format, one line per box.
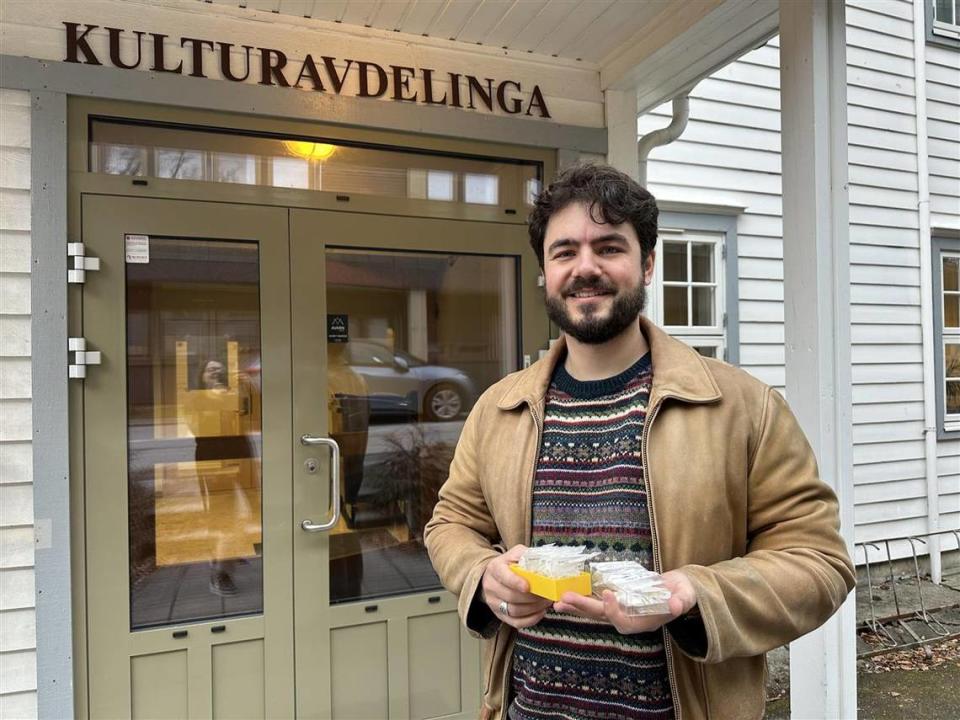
[299, 435, 341, 532]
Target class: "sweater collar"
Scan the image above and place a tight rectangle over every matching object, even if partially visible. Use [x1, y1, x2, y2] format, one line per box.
[496, 316, 722, 411]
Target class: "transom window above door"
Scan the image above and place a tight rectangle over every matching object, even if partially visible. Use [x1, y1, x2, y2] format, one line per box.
[88, 118, 540, 212]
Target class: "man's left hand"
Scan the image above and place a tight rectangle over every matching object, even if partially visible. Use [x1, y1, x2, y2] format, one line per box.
[553, 570, 698, 634]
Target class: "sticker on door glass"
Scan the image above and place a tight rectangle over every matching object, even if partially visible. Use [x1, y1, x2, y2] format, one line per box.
[124, 234, 150, 263]
[328, 314, 348, 343]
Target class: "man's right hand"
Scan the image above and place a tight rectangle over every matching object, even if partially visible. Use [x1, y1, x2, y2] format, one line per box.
[481, 545, 553, 629]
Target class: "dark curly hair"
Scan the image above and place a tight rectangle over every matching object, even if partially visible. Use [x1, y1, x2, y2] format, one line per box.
[528, 164, 659, 268]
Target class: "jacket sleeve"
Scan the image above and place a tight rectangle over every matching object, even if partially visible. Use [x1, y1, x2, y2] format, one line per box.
[424, 400, 502, 638]
[670, 386, 856, 663]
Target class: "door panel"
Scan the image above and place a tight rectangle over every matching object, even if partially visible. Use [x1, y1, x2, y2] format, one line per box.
[81, 197, 539, 718]
[82, 195, 294, 718]
[291, 209, 544, 718]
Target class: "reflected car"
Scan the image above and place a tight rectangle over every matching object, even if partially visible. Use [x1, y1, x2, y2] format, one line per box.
[346, 341, 475, 422]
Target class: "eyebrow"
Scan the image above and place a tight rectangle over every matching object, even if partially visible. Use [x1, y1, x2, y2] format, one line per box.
[546, 233, 630, 255]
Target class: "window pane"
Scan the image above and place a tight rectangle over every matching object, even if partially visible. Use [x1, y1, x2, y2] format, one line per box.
[935, 0, 954, 24]
[663, 242, 687, 282]
[691, 243, 714, 283]
[94, 144, 146, 176]
[947, 380, 960, 415]
[272, 157, 309, 189]
[693, 346, 717, 358]
[946, 294, 959, 328]
[127, 238, 262, 630]
[692, 286, 715, 326]
[156, 149, 203, 180]
[944, 256, 959, 292]
[215, 153, 257, 184]
[326, 249, 518, 604]
[464, 173, 499, 205]
[946, 342, 960, 379]
[427, 171, 455, 201]
[664, 286, 687, 325]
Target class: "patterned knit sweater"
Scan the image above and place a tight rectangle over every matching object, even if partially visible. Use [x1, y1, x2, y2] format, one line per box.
[508, 353, 674, 720]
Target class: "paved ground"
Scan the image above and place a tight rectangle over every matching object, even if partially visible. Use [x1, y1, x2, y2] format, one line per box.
[764, 568, 960, 719]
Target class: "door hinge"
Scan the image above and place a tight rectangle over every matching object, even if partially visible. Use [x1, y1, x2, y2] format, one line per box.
[68, 337, 102, 379]
[67, 243, 100, 284]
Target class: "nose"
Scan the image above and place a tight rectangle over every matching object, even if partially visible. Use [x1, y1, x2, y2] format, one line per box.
[572, 246, 602, 279]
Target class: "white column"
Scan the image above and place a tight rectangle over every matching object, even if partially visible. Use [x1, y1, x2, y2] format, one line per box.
[779, 1, 857, 718]
[604, 89, 640, 180]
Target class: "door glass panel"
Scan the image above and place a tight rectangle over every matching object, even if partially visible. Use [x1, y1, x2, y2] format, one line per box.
[127, 237, 263, 629]
[326, 249, 518, 604]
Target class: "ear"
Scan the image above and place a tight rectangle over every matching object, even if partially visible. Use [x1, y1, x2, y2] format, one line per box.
[643, 249, 656, 286]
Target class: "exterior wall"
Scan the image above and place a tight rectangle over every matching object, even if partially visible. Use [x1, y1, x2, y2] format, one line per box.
[927, 14, 960, 540]
[639, 0, 959, 557]
[0, 88, 36, 719]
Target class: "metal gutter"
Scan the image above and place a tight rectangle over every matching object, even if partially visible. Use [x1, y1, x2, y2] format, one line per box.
[637, 94, 690, 186]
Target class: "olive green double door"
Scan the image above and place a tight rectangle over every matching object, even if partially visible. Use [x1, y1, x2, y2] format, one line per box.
[81, 194, 539, 718]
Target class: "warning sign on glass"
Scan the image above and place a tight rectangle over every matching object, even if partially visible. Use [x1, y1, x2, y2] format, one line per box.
[327, 314, 348, 343]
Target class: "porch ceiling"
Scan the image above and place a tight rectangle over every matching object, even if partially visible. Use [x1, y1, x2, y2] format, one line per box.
[202, 0, 779, 114]
[206, 0, 673, 65]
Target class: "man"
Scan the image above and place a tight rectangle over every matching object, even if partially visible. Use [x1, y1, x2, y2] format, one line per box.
[424, 164, 855, 720]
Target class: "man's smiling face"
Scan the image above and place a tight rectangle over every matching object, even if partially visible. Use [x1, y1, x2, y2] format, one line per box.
[542, 201, 655, 345]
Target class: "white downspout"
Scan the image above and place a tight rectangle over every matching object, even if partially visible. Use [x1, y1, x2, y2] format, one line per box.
[637, 94, 690, 187]
[913, 0, 941, 583]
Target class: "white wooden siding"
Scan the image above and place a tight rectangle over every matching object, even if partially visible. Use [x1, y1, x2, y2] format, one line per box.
[0, 88, 36, 719]
[640, 0, 959, 559]
[927, 32, 960, 541]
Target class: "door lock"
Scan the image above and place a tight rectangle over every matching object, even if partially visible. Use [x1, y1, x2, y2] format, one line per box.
[304, 457, 320, 474]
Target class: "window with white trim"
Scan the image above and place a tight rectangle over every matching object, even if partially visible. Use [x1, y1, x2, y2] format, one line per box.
[933, 0, 960, 40]
[649, 229, 726, 360]
[940, 251, 960, 431]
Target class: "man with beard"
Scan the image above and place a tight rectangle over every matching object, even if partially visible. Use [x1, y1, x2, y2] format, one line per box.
[424, 164, 854, 720]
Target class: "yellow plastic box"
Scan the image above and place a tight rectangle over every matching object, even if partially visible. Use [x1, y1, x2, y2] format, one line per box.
[509, 565, 592, 602]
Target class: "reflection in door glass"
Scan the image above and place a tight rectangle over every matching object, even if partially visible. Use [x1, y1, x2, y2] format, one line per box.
[326, 249, 518, 604]
[127, 238, 263, 629]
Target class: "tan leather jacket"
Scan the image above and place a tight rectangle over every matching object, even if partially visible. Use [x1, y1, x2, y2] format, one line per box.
[424, 318, 855, 720]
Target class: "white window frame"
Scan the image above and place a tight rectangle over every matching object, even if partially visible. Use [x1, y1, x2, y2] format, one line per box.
[941, 250, 960, 432]
[933, 0, 960, 40]
[648, 228, 727, 361]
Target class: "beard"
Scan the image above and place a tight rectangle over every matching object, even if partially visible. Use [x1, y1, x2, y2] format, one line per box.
[544, 277, 647, 344]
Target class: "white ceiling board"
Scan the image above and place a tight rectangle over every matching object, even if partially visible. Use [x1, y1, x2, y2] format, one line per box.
[507, 0, 580, 54]
[399, 0, 448, 36]
[568, 0, 671, 64]
[428, 1, 483, 41]
[246, 0, 281, 10]
[297, 0, 348, 20]
[533, 0, 614, 57]
[481, 0, 549, 48]
[456, 0, 516, 45]
[372, 1, 411, 31]
[340, 0, 380, 26]
[277, 0, 317, 15]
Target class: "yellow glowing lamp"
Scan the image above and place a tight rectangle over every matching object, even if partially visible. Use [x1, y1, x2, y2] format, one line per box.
[284, 140, 337, 161]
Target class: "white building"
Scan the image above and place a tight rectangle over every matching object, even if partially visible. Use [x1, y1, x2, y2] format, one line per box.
[0, 0, 920, 717]
[640, 0, 959, 567]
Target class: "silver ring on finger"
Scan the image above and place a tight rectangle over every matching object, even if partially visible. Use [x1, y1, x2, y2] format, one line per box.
[498, 600, 510, 617]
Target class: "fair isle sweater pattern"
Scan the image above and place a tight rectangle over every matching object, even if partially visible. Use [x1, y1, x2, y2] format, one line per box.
[508, 353, 673, 720]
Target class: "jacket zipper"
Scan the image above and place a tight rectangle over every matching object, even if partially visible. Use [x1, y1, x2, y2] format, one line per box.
[640, 397, 683, 720]
[496, 401, 543, 719]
